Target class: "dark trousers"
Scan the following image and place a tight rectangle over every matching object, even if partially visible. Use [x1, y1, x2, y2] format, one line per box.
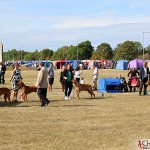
[76, 78, 80, 83]
[64, 81, 73, 97]
[139, 77, 148, 95]
[0, 73, 5, 84]
[37, 88, 49, 104]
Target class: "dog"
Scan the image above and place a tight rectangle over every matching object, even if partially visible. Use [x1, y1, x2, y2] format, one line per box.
[145, 81, 150, 85]
[72, 78, 95, 99]
[0, 88, 11, 104]
[18, 80, 37, 102]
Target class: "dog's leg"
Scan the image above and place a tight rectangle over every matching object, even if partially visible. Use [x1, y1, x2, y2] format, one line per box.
[8, 93, 11, 103]
[4, 94, 7, 104]
[75, 89, 79, 99]
[25, 95, 28, 102]
[92, 92, 95, 99]
[22, 93, 25, 102]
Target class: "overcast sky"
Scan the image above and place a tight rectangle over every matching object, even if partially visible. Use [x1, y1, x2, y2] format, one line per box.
[0, 0, 150, 52]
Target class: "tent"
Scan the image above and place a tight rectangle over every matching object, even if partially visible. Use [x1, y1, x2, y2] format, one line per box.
[115, 60, 129, 70]
[128, 59, 144, 70]
[73, 60, 83, 70]
[53, 60, 67, 69]
[98, 78, 121, 93]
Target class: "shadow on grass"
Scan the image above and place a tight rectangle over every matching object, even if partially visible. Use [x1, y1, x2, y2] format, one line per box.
[0, 100, 23, 107]
[51, 104, 97, 108]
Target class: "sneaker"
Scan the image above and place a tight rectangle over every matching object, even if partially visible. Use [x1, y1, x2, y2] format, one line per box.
[45, 100, 50, 107]
[64, 96, 69, 100]
[40, 103, 45, 107]
[68, 97, 71, 100]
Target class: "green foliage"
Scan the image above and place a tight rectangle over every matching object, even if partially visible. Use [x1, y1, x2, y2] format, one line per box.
[41, 49, 54, 60]
[52, 46, 68, 60]
[91, 43, 113, 60]
[77, 41, 94, 60]
[2, 40, 144, 61]
[67, 46, 77, 60]
[3, 49, 54, 61]
[52, 41, 94, 60]
[113, 41, 142, 61]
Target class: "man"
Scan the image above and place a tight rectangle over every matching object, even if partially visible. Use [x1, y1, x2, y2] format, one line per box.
[35, 62, 50, 106]
[92, 63, 98, 91]
[139, 62, 150, 96]
[0, 62, 6, 84]
[48, 62, 54, 92]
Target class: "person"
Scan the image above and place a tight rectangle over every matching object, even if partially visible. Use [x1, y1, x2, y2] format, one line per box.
[48, 62, 54, 92]
[35, 62, 50, 107]
[128, 68, 139, 77]
[60, 65, 67, 92]
[139, 62, 150, 96]
[118, 74, 128, 92]
[80, 77, 85, 84]
[63, 64, 74, 100]
[10, 62, 22, 102]
[74, 66, 82, 83]
[128, 68, 139, 92]
[92, 63, 98, 91]
[0, 62, 6, 84]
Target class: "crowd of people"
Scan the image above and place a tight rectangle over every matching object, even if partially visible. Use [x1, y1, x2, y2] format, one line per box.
[3, 62, 99, 107]
[0, 61, 149, 107]
[118, 62, 150, 96]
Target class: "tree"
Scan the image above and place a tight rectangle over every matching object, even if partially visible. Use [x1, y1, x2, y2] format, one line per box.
[52, 46, 68, 60]
[113, 41, 142, 61]
[91, 43, 113, 60]
[77, 41, 94, 60]
[41, 49, 54, 60]
[66, 46, 77, 60]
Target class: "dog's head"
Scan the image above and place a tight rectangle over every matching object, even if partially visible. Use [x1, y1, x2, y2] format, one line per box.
[72, 78, 76, 83]
[17, 80, 25, 88]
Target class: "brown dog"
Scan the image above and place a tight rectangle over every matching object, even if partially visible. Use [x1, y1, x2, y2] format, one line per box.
[18, 81, 37, 102]
[0, 88, 11, 104]
[145, 81, 150, 85]
[72, 78, 95, 99]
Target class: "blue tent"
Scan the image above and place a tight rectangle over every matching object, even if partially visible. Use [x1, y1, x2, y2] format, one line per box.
[73, 60, 78, 70]
[98, 78, 121, 93]
[115, 60, 128, 70]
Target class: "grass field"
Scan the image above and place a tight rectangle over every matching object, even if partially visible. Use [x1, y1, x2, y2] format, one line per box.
[0, 68, 149, 150]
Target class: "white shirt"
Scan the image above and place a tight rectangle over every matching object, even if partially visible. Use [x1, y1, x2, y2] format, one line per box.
[93, 67, 98, 79]
[144, 67, 147, 78]
[74, 70, 82, 78]
[80, 79, 85, 84]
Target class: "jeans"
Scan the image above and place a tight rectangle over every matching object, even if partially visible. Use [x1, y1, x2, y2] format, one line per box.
[64, 81, 73, 97]
[37, 88, 49, 104]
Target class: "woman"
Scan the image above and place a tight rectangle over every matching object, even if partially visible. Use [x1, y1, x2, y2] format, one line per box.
[128, 68, 139, 77]
[10, 62, 22, 102]
[63, 64, 74, 100]
[74, 66, 82, 83]
[128, 68, 139, 92]
[60, 65, 66, 92]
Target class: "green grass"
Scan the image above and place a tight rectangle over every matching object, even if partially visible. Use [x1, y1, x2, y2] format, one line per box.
[0, 68, 149, 150]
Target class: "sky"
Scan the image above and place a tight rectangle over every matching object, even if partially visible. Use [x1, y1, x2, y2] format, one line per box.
[0, 0, 150, 52]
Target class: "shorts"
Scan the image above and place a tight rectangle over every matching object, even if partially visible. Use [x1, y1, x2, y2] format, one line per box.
[93, 77, 98, 83]
[48, 78, 54, 85]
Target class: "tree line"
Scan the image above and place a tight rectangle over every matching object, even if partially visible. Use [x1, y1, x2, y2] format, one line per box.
[3, 40, 150, 62]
